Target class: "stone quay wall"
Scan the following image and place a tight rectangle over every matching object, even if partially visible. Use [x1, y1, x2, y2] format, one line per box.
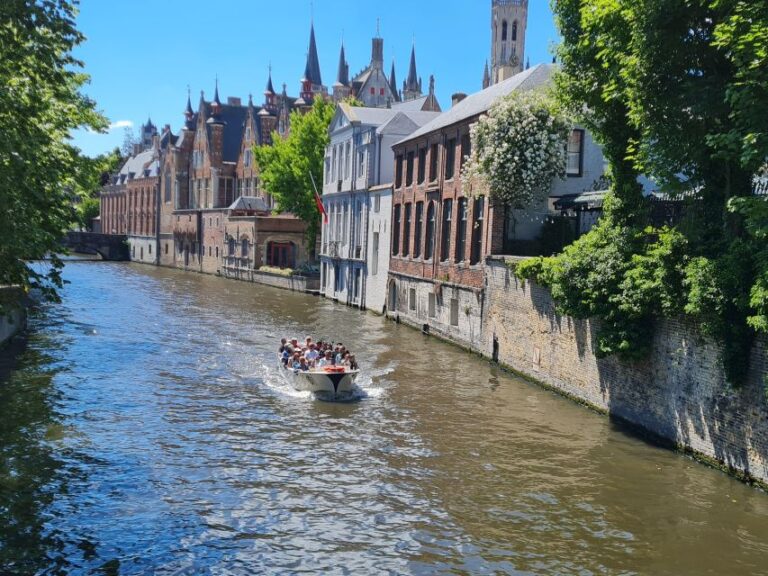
[484, 256, 768, 486]
[0, 287, 27, 349]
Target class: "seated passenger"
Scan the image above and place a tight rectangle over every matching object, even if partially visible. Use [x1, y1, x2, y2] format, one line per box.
[291, 351, 302, 370]
[335, 346, 347, 365]
[316, 350, 334, 368]
[299, 357, 310, 372]
[304, 343, 319, 363]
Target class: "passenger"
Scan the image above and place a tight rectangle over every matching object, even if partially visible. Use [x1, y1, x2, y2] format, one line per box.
[348, 354, 359, 371]
[335, 346, 347, 365]
[340, 353, 352, 368]
[279, 338, 287, 353]
[305, 336, 313, 350]
[316, 350, 334, 368]
[305, 343, 319, 364]
[281, 349, 290, 366]
[291, 351, 302, 370]
[299, 357, 310, 372]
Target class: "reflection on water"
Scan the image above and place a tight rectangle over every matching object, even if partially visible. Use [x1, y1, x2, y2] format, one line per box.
[0, 262, 767, 575]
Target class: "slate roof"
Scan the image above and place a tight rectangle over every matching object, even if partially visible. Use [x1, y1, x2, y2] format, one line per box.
[397, 64, 555, 146]
[202, 101, 250, 163]
[228, 196, 270, 212]
[392, 96, 430, 112]
[116, 149, 159, 183]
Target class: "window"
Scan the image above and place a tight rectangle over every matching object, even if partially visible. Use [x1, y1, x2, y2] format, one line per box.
[358, 150, 365, 177]
[409, 288, 417, 311]
[406, 151, 415, 187]
[165, 243, 169, 255]
[148, 244, 152, 255]
[372, 232, 379, 275]
[345, 142, 351, 179]
[455, 197, 468, 263]
[395, 155, 404, 188]
[374, 194, 381, 213]
[215, 247, 219, 258]
[164, 170, 171, 202]
[370, 87, 376, 95]
[417, 148, 426, 184]
[429, 143, 439, 182]
[228, 238, 236, 256]
[450, 298, 459, 326]
[244, 150, 251, 167]
[392, 204, 401, 256]
[208, 246, 211, 257]
[470, 196, 485, 265]
[461, 134, 471, 170]
[441, 199, 452, 261]
[567, 129, 585, 176]
[403, 203, 412, 257]
[380, 87, 385, 96]
[425, 202, 436, 260]
[245, 126, 251, 141]
[242, 239, 249, 258]
[502, 20, 508, 42]
[414, 201, 424, 259]
[428, 293, 436, 318]
[445, 138, 456, 180]
[512, 20, 518, 42]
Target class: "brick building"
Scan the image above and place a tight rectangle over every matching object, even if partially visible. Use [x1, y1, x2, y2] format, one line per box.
[101, 19, 444, 280]
[387, 64, 605, 347]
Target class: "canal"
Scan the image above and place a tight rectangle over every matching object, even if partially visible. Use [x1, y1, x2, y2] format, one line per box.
[1, 262, 767, 575]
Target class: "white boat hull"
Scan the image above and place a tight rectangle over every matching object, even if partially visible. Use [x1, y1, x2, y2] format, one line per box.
[278, 358, 359, 397]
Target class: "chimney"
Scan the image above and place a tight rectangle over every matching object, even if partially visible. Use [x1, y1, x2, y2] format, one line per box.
[227, 96, 242, 106]
[132, 143, 142, 156]
[452, 92, 468, 107]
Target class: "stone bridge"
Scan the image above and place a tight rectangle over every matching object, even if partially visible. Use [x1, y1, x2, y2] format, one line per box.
[62, 232, 130, 261]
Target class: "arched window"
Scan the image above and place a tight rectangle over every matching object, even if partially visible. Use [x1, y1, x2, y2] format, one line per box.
[512, 21, 518, 42]
[228, 237, 236, 256]
[425, 201, 436, 260]
[501, 20, 508, 41]
[241, 238, 249, 258]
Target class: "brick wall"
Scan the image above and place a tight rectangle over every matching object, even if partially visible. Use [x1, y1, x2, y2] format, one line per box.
[485, 256, 768, 485]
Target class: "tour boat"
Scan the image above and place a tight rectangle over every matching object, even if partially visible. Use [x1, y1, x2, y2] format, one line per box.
[278, 356, 360, 398]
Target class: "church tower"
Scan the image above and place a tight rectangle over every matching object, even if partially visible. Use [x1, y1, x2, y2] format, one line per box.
[490, 0, 528, 84]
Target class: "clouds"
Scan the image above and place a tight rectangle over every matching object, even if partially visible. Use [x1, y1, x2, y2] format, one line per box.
[108, 120, 133, 131]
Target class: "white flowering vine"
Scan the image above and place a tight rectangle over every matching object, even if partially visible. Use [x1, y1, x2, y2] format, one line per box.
[462, 90, 569, 207]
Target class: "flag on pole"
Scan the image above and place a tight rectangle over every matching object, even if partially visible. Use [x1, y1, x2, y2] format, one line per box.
[309, 171, 328, 224]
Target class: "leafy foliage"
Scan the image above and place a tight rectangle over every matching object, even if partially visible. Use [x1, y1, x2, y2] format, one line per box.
[523, 0, 768, 384]
[0, 0, 107, 306]
[462, 90, 569, 207]
[253, 98, 334, 248]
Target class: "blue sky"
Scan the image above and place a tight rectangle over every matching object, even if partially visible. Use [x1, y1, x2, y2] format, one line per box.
[72, 0, 559, 157]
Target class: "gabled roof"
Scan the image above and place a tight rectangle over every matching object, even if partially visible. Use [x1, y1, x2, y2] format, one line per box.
[397, 64, 555, 146]
[199, 101, 250, 163]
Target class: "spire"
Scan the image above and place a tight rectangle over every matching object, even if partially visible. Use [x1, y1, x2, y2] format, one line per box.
[389, 60, 399, 102]
[483, 60, 491, 89]
[303, 22, 323, 86]
[212, 78, 222, 111]
[405, 43, 419, 92]
[265, 65, 275, 95]
[336, 41, 349, 86]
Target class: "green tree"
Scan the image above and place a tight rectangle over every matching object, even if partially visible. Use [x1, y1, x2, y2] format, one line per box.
[253, 98, 335, 249]
[552, 0, 646, 226]
[0, 0, 106, 305]
[520, 0, 768, 384]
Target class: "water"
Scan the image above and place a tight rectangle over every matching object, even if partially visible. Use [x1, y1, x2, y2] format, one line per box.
[1, 262, 767, 576]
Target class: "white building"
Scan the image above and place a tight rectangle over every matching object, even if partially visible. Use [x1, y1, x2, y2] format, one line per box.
[320, 103, 440, 312]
